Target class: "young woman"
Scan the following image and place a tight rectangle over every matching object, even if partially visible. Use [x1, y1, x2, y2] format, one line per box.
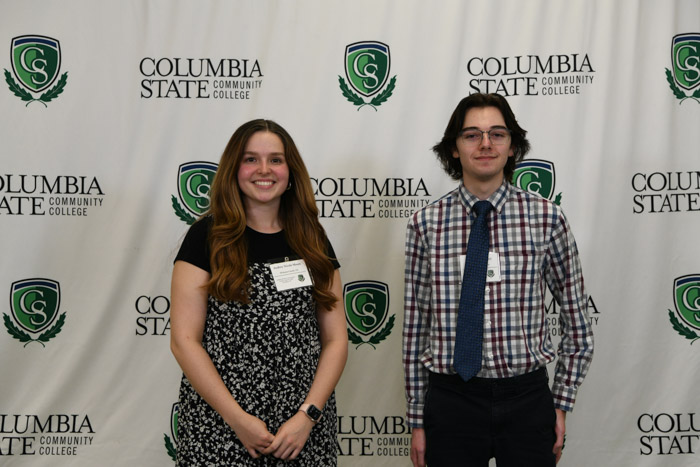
[170, 119, 347, 466]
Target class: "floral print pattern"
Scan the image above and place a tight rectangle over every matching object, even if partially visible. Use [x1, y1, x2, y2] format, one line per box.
[177, 262, 338, 466]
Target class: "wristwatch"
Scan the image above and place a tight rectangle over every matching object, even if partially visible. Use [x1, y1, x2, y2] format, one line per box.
[299, 403, 323, 423]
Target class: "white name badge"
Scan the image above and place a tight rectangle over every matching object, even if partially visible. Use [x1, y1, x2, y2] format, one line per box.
[486, 252, 501, 282]
[269, 259, 312, 291]
[459, 252, 502, 283]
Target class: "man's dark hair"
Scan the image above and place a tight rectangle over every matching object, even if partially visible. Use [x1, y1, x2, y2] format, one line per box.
[432, 93, 531, 182]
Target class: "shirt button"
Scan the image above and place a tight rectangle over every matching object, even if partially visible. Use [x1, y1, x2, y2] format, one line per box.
[485, 287, 490, 292]
[485, 320, 491, 326]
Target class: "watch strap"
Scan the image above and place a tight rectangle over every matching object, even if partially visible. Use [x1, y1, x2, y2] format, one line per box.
[299, 403, 323, 423]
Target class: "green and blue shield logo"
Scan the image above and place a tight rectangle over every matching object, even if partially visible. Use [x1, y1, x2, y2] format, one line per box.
[11, 279, 60, 333]
[513, 160, 562, 205]
[4, 35, 68, 106]
[171, 161, 218, 225]
[11, 35, 61, 92]
[665, 33, 700, 103]
[4, 278, 66, 347]
[164, 402, 179, 461]
[338, 41, 397, 110]
[344, 280, 394, 348]
[345, 42, 390, 97]
[671, 34, 700, 91]
[668, 275, 700, 344]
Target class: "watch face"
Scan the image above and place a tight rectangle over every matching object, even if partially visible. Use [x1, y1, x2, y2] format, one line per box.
[307, 405, 322, 421]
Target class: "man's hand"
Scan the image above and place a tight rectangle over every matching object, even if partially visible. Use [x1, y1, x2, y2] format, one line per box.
[261, 411, 314, 460]
[553, 408, 566, 463]
[410, 427, 427, 467]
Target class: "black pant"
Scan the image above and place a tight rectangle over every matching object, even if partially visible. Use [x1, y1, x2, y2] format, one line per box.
[424, 368, 556, 467]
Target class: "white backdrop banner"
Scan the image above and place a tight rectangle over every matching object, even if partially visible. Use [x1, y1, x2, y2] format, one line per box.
[1, 0, 699, 466]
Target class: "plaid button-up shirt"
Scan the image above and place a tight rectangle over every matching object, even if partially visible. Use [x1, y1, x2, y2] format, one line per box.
[403, 181, 594, 428]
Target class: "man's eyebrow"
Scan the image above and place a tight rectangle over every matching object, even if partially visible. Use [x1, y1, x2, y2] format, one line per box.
[459, 125, 508, 131]
[461, 125, 509, 130]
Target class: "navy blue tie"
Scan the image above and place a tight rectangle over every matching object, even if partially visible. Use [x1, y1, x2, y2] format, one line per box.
[454, 200, 493, 381]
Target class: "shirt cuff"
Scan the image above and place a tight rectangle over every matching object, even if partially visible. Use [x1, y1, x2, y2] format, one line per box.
[407, 403, 424, 428]
[552, 383, 578, 412]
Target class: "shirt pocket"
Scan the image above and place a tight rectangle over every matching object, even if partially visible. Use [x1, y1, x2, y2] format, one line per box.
[499, 252, 543, 304]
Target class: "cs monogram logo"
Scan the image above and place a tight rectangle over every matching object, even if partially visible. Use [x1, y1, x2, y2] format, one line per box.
[171, 162, 218, 224]
[513, 160, 562, 205]
[665, 33, 700, 104]
[4, 278, 66, 347]
[666, 32, 700, 104]
[344, 280, 395, 349]
[338, 41, 397, 111]
[4, 35, 68, 106]
[668, 275, 700, 345]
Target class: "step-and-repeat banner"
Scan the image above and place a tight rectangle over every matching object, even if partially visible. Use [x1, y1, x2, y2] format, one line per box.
[1, 1, 699, 466]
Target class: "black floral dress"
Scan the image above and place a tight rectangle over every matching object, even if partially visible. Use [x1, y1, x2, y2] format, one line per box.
[175, 218, 338, 466]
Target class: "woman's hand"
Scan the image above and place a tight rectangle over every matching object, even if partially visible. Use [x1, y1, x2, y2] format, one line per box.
[261, 411, 314, 460]
[227, 412, 275, 459]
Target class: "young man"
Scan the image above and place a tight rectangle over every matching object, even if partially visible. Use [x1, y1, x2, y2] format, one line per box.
[403, 93, 594, 467]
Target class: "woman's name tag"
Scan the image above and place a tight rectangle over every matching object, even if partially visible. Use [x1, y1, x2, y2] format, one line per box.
[269, 259, 312, 291]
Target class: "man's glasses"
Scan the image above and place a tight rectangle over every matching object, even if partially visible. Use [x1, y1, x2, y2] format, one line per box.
[457, 128, 512, 146]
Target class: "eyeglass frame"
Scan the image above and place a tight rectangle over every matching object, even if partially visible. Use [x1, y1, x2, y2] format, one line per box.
[456, 126, 512, 146]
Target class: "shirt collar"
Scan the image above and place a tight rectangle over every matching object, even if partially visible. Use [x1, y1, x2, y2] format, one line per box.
[457, 180, 511, 214]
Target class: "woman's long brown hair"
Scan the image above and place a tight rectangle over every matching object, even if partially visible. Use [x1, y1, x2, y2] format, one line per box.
[205, 119, 337, 310]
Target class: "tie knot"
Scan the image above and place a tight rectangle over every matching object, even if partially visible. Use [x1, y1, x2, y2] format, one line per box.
[472, 200, 492, 217]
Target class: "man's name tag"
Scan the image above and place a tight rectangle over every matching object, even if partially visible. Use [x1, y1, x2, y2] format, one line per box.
[459, 252, 502, 283]
[269, 259, 312, 291]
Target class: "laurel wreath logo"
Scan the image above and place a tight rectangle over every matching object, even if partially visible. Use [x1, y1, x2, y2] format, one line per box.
[338, 75, 397, 111]
[3, 312, 66, 347]
[665, 68, 700, 104]
[668, 310, 699, 345]
[164, 434, 177, 461]
[171, 195, 197, 225]
[347, 314, 395, 349]
[4, 69, 68, 107]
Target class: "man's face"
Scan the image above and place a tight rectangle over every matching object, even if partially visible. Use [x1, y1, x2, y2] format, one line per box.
[452, 106, 514, 189]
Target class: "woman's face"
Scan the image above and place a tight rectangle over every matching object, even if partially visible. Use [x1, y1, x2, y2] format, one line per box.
[237, 131, 290, 210]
